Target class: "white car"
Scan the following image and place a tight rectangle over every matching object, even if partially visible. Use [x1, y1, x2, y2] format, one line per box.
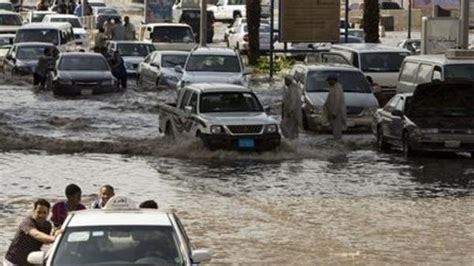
[25, 10, 56, 24]
[27, 196, 212, 265]
[138, 50, 189, 89]
[42, 14, 88, 46]
[105, 40, 157, 76]
[207, 0, 246, 20]
[224, 17, 246, 42]
[227, 22, 272, 54]
[0, 10, 22, 35]
[176, 47, 248, 88]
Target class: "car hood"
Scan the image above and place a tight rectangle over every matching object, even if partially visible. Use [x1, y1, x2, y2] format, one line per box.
[57, 70, 114, 81]
[200, 112, 276, 125]
[307, 91, 379, 108]
[183, 71, 244, 84]
[407, 81, 474, 118]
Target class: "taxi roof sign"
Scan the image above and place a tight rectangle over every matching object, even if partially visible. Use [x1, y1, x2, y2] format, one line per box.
[445, 49, 474, 59]
[104, 196, 138, 210]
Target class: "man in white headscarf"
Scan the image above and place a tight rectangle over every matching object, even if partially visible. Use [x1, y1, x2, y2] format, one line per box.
[280, 79, 302, 139]
[323, 73, 346, 140]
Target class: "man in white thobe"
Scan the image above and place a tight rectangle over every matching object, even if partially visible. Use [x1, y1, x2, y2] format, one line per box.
[324, 74, 347, 140]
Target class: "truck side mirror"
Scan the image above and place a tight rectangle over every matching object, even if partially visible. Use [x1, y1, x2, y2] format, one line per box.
[174, 65, 183, 73]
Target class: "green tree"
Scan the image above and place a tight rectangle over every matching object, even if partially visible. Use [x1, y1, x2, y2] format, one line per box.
[246, 0, 261, 65]
[363, 0, 380, 43]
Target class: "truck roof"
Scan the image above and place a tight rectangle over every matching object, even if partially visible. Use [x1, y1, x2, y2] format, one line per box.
[186, 83, 251, 93]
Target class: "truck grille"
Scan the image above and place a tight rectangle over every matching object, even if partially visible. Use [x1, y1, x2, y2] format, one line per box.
[227, 125, 263, 134]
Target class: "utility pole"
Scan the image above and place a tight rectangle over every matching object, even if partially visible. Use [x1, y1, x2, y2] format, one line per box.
[200, 0, 208, 47]
[460, 0, 470, 49]
[407, 0, 412, 39]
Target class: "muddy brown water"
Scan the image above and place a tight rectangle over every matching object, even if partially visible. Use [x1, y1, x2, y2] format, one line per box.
[0, 75, 473, 265]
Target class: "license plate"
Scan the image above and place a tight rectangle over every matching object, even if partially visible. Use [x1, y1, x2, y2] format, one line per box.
[444, 140, 461, 148]
[238, 139, 255, 148]
[81, 89, 93, 96]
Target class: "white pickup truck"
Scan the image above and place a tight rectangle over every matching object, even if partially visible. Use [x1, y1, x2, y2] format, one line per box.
[158, 83, 281, 151]
[207, 0, 246, 21]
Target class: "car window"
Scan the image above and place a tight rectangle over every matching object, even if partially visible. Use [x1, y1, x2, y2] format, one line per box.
[200, 92, 263, 113]
[361, 52, 409, 72]
[161, 54, 188, 68]
[188, 93, 198, 113]
[16, 46, 49, 60]
[399, 62, 418, 82]
[59, 56, 108, 71]
[306, 70, 372, 93]
[179, 89, 192, 110]
[444, 64, 474, 81]
[151, 26, 194, 43]
[0, 14, 22, 25]
[117, 43, 154, 57]
[52, 226, 184, 265]
[415, 64, 433, 83]
[185, 54, 241, 72]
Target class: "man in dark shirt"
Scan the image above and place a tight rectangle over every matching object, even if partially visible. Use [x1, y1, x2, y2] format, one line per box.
[4, 199, 59, 265]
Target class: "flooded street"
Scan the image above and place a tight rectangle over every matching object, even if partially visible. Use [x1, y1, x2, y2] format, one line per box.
[1, 76, 473, 264]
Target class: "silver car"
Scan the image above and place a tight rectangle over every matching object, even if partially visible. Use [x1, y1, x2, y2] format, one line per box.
[137, 50, 189, 89]
[176, 47, 248, 88]
[106, 41, 156, 76]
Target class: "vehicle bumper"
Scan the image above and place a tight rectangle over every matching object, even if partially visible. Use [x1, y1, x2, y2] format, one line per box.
[306, 113, 373, 131]
[200, 133, 281, 151]
[53, 83, 119, 96]
[409, 134, 474, 153]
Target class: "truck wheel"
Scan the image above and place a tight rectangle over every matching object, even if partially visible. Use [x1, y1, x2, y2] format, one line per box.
[165, 122, 175, 139]
[377, 127, 390, 151]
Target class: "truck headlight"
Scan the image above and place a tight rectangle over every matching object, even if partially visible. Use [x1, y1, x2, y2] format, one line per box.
[210, 125, 223, 134]
[264, 124, 278, 133]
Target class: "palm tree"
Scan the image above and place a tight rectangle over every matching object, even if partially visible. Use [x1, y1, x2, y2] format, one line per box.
[246, 0, 261, 65]
[363, 0, 380, 43]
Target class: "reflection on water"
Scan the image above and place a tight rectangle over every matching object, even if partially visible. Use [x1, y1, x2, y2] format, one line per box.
[1, 151, 473, 264]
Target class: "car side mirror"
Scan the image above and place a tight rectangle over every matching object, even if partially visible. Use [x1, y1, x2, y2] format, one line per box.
[191, 249, 211, 263]
[174, 65, 183, 73]
[27, 251, 46, 265]
[184, 105, 192, 113]
[284, 75, 295, 87]
[391, 110, 403, 117]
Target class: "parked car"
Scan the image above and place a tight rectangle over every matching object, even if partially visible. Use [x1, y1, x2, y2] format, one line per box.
[137, 50, 189, 89]
[179, 9, 215, 43]
[397, 49, 474, 93]
[92, 6, 121, 29]
[47, 52, 118, 96]
[2, 42, 55, 75]
[139, 23, 196, 51]
[24, 10, 56, 24]
[159, 83, 281, 151]
[0, 33, 14, 45]
[15, 23, 77, 52]
[207, 0, 246, 21]
[227, 22, 272, 54]
[285, 64, 379, 131]
[42, 14, 88, 46]
[373, 81, 474, 157]
[27, 196, 212, 266]
[105, 40, 156, 76]
[0, 1, 14, 12]
[397, 39, 421, 55]
[0, 10, 22, 35]
[176, 47, 248, 88]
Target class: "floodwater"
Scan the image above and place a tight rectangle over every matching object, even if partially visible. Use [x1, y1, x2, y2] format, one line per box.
[0, 75, 473, 265]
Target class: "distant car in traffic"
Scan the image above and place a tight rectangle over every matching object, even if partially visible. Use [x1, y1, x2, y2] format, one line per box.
[139, 23, 196, 51]
[88, 0, 106, 8]
[27, 196, 212, 266]
[0, 33, 14, 45]
[176, 47, 248, 88]
[0, 10, 22, 35]
[285, 64, 379, 131]
[105, 40, 156, 76]
[373, 81, 474, 157]
[24, 10, 56, 24]
[47, 52, 118, 96]
[14, 23, 77, 52]
[92, 6, 121, 29]
[179, 9, 215, 43]
[397, 39, 421, 55]
[0, 1, 14, 12]
[42, 14, 89, 46]
[227, 22, 273, 54]
[137, 50, 189, 89]
[2, 42, 55, 75]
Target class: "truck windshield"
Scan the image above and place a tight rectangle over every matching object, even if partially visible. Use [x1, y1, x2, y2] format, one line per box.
[15, 29, 59, 46]
[52, 226, 185, 266]
[151, 27, 194, 43]
[186, 55, 241, 72]
[306, 70, 372, 93]
[360, 52, 408, 72]
[200, 92, 263, 113]
[59, 56, 108, 71]
[444, 64, 474, 81]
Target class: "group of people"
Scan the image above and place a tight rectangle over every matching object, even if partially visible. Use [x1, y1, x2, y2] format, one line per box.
[3, 184, 158, 266]
[95, 16, 136, 46]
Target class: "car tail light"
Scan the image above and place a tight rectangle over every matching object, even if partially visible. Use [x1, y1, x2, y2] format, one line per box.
[243, 34, 248, 42]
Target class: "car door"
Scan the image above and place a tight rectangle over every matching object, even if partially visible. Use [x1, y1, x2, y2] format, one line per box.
[380, 95, 399, 140]
[174, 89, 193, 135]
[149, 53, 162, 86]
[141, 53, 156, 85]
[389, 96, 406, 143]
[182, 91, 199, 137]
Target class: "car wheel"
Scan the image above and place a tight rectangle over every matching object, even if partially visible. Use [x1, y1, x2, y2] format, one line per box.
[403, 131, 416, 158]
[165, 122, 175, 139]
[377, 127, 390, 151]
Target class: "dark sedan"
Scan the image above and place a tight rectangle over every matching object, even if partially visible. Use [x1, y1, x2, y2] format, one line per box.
[373, 81, 474, 157]
[2, 42, 55, 75]
[48, 52, 118, 96]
